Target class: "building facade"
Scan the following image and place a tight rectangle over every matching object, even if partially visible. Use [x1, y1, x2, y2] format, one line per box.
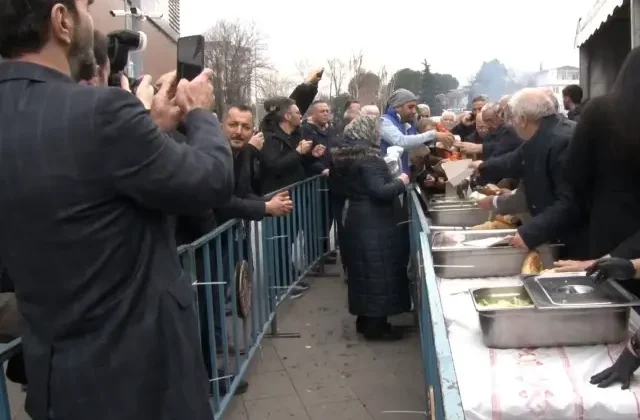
[533, 66, 580, 112]
[91, 0, 180, 79]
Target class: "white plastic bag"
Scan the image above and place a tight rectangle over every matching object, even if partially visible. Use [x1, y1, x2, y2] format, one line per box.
[384, 146, 404, 177]
[291, 230, 306, 272]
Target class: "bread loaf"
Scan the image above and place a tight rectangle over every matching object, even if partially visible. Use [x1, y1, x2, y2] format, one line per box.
[521, 251, 543, 274]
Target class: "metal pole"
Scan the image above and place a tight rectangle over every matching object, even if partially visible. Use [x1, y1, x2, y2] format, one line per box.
[128, 0, 144, 78]
[632, 0, 640, 48]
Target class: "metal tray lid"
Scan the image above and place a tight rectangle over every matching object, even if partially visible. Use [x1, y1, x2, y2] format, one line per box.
[431, 230, 516, 248]
[522, 272, 640, 310]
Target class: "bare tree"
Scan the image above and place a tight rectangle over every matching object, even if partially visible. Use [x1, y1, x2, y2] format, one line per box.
[257, 71, 296, 99]
[348, 51, 364, 99]
[376, 65, 394, 109]
[203, 20, 269, 114]
[326, 58, 346, 99]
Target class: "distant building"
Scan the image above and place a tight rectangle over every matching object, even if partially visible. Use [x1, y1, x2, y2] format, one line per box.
[533, 66, 580, 113]
[91, 0, 180, 79]
[442, 86, 470, 113]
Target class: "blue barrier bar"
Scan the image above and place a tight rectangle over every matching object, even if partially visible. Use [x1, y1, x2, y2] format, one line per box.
[408, 188, 465, 419]
[0, 339, 21, 420]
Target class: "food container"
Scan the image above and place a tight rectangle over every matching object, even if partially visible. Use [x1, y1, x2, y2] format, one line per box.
[426, 199, 489, 227]
[431, 230, 562, 278]
[471, 273, 640, 348]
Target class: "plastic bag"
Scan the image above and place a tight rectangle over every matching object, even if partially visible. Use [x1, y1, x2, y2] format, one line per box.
[384, 146, 404, 177]
[291, 230, 306, 272]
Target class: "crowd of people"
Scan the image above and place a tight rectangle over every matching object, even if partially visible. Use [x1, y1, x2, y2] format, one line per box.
[4, 1, 640, 419]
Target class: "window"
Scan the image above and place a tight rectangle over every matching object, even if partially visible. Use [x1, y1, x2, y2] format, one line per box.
[168, 0, 180, 34]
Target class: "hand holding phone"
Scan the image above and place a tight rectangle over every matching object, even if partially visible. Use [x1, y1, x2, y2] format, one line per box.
[177, 35, 205, 82]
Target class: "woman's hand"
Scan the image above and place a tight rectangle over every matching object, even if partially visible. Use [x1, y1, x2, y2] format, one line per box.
[586, 257, 636, 281]
[591, 336, 640, 389]
[398, 173, 410, 185]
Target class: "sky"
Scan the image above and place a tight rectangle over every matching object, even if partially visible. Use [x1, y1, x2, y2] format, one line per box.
[181, 0, 591, 88]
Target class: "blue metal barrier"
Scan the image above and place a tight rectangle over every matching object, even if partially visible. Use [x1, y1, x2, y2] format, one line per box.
[0, 338, 21, 420]
[408, 188, 465, 419]
[181, 175, 332, 419]
[0, 175, 332, 420]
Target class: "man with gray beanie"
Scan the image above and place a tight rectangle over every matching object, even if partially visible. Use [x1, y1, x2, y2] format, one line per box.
[381, 89, 454, 174]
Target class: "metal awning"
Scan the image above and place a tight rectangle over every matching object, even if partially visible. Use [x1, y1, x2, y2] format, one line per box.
[575, 0, 627, 47]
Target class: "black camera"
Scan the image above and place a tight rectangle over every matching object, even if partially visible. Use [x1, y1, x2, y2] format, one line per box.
[106, 29, 147, 90]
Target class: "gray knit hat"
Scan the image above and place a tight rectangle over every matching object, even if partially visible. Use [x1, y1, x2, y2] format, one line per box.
[388, 88, 418, 108]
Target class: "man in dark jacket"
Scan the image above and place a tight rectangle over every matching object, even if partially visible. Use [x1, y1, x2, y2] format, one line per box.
[0, 2, 233, 417]
[451, 94, 488, 139]
[301, 100, 339, 265]
[259, 70, 327, 296]
[562, 84, 584, 122]
[474, 88, 581, 254]
[260, 71, 327, 194]
[456, 103, 522, 184]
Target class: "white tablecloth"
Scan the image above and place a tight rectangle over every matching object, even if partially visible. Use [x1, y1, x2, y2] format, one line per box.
[439, 276, 640, 420]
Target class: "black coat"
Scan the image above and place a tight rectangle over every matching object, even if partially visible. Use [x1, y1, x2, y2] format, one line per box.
[176, 144, 266, 245]
[451, 123, 475, 139]
[260, 83, 324, 193]
[567, 103, 584, 122]
[300, 120, 337, 169]
[332, 147, 410, 317]
[564, 96, 640, 260]
[479, 115, 582, 254]
[0, 62, 233, 420]
[215, 145, 267, 224]
[482, 125, 522, 161]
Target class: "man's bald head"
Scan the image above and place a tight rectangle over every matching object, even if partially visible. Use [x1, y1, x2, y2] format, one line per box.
[480, 103, 501, 132]
[498, 95, 512, 125]
[475, 111, 489, 138]
[509, 88, 556, 140]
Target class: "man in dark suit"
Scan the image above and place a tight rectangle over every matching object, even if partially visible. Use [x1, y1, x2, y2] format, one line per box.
[473, 88, 582, 256]
[0, 1, 234, 419]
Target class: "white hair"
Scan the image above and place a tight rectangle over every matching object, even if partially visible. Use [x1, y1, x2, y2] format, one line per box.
[441, 111, 455, 119]
[509, 88, 556, 122]
[417, 104, 430, 114]
[481, 102, 495, 113]
[539, 88, 559, 112]
[360, 105, 380, 117]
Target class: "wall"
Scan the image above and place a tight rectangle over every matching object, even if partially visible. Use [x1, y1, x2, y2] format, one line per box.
[580, 3, 631, 99]
[91, 0, 178, 79]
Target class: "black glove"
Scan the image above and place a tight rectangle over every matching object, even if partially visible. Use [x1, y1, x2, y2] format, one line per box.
[586, 257, 636, 284]
[590, 338, 640, 389]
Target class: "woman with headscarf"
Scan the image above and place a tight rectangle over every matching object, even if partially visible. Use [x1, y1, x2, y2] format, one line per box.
[330, 115, 411, 341]
[554, 46, 640, 283]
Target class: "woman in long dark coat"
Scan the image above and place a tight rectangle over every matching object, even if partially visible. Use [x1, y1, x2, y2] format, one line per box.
[554, 46, 640, 298]
[330, 115, 411, 341]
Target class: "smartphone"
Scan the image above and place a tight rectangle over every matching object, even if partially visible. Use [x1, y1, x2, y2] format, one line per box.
[177, 35, 205, 81]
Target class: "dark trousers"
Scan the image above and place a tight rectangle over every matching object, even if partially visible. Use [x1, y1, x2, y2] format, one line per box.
[330, 194, 347, 271]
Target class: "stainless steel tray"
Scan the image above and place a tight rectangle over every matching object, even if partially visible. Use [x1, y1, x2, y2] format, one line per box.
[471, 284, 636, 348]
[427, 205, 490, 227]
[523, 272, 640, 309]
[431, 230, 562, 278]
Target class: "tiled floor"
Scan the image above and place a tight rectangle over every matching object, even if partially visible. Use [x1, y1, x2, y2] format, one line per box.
[5, 263, 427, 420]
[224, 264, 427, 420]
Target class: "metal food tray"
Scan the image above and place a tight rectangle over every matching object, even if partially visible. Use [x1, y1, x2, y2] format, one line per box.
[431, 230, 562, 278]
[471, 274, 640, 348]
[427, 201, 489, 227]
